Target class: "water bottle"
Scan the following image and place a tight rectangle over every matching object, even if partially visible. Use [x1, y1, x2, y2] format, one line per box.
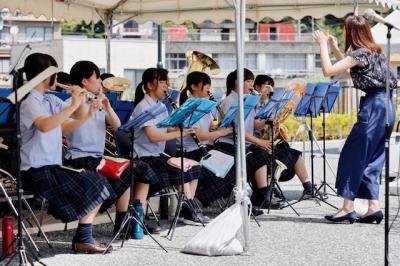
[131, 200, 144, 240]
[2, 217, 15, 257]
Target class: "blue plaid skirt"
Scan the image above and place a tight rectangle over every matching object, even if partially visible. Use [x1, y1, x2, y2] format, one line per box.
[182, 148, 236, 207]
[140, 156, 205, 193]
[65, 156, 161, 212]
[21, 165, 114, 223]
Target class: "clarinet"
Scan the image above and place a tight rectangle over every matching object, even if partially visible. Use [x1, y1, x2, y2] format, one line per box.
[208, 92, 225, 119]
[164, 91, 208, 157]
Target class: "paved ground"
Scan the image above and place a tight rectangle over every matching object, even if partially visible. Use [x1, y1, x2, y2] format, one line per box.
[1, 140, 400, 266]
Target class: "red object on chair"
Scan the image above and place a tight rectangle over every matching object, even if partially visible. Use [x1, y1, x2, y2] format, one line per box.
[96, 157, 130, 180]
[2, 217, 15, 257]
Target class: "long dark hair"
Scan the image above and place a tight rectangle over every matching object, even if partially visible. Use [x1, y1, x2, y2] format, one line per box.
[179, 71, 211, 105]
[70, 60, 100, 87]
[226, 68, 254, 96]
[345, 15, 381, 53]
[17, 53, 58, 88]
[134, 68, 168, 105]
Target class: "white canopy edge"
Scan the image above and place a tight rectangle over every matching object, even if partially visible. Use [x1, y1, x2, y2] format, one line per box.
[0, 0, 390, 23]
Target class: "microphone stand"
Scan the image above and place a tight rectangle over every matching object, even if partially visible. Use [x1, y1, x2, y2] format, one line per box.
[384, 24, 392, 266]
[4, 44, 44, 266]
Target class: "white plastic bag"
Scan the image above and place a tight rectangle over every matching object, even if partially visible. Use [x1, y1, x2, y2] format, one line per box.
[181, 203, 244, 256]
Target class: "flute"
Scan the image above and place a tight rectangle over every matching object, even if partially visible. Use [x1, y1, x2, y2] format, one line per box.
[55, 82, 102, 111]
[164, 91, 208, 157]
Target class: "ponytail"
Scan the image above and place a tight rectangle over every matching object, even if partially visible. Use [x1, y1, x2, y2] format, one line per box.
[179, 87, 189, 106]
[16, 67, 25, 89]
[134, 82, 145, 105]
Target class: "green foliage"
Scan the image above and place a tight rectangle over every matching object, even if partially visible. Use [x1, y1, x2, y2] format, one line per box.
[282, 112, 357, 141]
[61, 20, 105, 38]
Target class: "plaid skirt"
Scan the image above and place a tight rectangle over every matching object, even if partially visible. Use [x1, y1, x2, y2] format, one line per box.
[140, 156, 205, 192]
[21, 165, 114, 223]
[214, 142, 270, 184]
[182, 147, 236, 207]
[274, 141, 301, 182]
[65, 157, 161, 212]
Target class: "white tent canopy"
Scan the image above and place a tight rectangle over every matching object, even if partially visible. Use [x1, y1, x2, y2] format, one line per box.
[0, 0, 391, 23]
[371, 10, 400, 44]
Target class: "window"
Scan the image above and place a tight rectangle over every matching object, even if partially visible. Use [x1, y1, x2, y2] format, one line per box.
[165, 53, 187, 72]
[315, 54, 321, 68]
[269, 27, 277, 41]
[0, 58, 10, 74]
[221, 28, 230, 41]
[213, 53, 258, 72]
[123, 69, 144, 100]
[265, 53, 307, 74]
[24, 27, 53, 42]
[397, 66, 400, 78]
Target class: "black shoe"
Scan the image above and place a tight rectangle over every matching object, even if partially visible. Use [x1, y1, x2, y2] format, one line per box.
[179, 202, 206, 226]
[300, 187, 313, 200]
[325, 211, 357, 224]
[357, 210, 383, 224]
[256, 186, 284, 210]
[250, 207, 263, 216]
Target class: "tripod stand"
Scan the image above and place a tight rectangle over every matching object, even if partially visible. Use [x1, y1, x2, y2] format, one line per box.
[292, 83, 337, 209]
[104, 110, 167, 253]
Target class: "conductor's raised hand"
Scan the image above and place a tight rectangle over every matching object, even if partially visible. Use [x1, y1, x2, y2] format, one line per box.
[312, 30, 329, 44]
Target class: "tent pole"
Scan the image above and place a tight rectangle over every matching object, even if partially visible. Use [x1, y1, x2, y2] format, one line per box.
[235, 0, 250, 252]
[157, 24, 163, 68]
[105, 11, 113, 73]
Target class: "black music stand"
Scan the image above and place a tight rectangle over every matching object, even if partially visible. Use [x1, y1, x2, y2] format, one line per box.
[293, 83, 337, 209]
[104, 103, 168, 254]
[316, 83, 341, 197]
[255, 90, 300, 216]
[157, 98, 215, 241]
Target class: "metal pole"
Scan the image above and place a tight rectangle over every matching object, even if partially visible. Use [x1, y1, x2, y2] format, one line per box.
[157, 25, 163, 68]
[235, 0, 250, 251]
[384, 25, 392, 266]
[105, 12, 112, 73]
[354, 0, 359, 16]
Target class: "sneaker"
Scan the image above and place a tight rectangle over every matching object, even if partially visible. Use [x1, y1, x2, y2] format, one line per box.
[250, 207, 264, 216]
[300, 187, 313, 200]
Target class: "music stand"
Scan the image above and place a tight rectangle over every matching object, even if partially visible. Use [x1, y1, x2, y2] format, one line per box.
[157, 98, 215, 241]
[293, 83, 337, 209]
[255, 90, 300, 216]
[316, 83, 342, 197]
[104, 103, 168, 254]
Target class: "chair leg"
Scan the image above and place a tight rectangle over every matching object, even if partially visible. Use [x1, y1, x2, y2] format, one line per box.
[37, 198, 46, 237]
[106, 210, 114, 225]
[22, 198, 52, 248]
[64, 223, 68, 231]
[147, 200, 161, 227]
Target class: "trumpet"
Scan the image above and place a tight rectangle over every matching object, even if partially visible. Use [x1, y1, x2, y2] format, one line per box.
[164, 91, 209, 158]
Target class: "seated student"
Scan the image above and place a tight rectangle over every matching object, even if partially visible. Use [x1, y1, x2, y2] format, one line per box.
[55, 71, 72, 92]
[132, 67, 209, 225]
[19, 53, 113, 253]
[214, 69, 282, 209]
[177, 71, 235, 207]
[100, 73, 115, 94]
[253, 75, 312, 198]
[64, 61, 162, 236]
